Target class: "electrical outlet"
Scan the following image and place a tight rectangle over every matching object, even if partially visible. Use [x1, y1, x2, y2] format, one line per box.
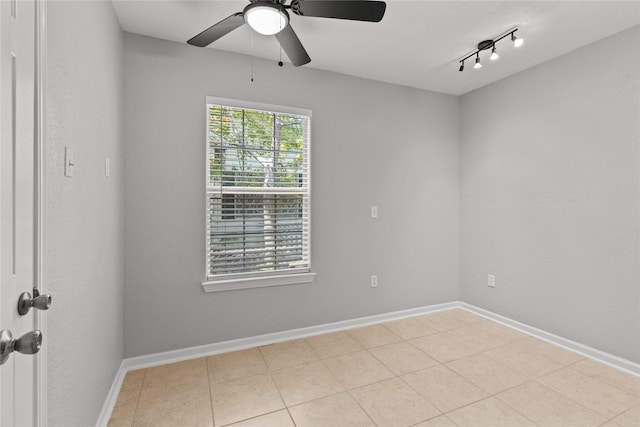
[371, 275, 378, 288]
[488, 274, 495, 288]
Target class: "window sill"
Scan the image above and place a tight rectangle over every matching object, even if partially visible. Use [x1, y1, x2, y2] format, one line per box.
[202, 272, 316, 293]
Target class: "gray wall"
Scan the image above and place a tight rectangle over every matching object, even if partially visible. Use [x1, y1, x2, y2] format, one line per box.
[46, 1, 124, 425]
[460, 26, 640, 363]
[123, 33, 460, 357]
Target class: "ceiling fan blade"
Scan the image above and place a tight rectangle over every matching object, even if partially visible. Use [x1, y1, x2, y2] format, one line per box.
[291, 0, 386, 22]
[187, 12, 245, 47]
[275, 24, 311, 66]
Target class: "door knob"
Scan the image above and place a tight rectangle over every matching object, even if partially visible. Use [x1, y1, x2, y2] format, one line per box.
[17, 291, 52, 316]
[0, 329, 42, 365]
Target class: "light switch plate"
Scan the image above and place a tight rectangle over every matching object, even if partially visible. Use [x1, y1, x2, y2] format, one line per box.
[488, 274, 495, 288]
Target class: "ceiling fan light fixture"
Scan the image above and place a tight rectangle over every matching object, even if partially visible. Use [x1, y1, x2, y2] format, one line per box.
[187, 0, 387, 67]
[244, 3, 289, 36]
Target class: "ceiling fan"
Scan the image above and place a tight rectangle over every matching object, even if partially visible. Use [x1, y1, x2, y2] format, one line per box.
[187, 0, 387, 67]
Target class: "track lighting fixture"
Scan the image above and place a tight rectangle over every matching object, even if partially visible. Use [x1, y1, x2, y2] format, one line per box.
[458, 27, 523, 72]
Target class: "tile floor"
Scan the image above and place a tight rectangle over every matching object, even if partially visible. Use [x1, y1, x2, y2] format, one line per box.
[108, 309, 640, 427]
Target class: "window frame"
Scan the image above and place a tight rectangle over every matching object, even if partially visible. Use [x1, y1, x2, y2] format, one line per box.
[202, 96, 315, 293]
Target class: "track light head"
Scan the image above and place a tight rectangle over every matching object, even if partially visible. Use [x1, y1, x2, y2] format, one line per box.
[474, 54, 482, 69]
[511, 32, 523, 47]
[490, 46, 499, 61]
[459, 62, 464, 72]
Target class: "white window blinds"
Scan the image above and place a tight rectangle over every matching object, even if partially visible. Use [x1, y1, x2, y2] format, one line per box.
[206, 98, 311, 282]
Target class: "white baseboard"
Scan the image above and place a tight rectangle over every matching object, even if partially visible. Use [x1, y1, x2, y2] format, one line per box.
[458, 302, 640, 377]
[95, 300, 640, 427]
[122, 301, 458, 371]
[95, 359, 127, 427]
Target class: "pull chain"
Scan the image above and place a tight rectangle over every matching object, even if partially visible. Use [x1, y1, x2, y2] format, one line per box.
[278, 17, 283, 67]
[251, 32, 254, 82]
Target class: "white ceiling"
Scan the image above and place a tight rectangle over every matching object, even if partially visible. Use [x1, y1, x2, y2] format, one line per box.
[111, 1, 640, 95]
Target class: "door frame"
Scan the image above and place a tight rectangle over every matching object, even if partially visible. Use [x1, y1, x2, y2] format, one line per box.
[34, 0, 47, 425]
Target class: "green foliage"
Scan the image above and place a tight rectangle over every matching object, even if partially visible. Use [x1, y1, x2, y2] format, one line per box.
[208, 104, 306, 188]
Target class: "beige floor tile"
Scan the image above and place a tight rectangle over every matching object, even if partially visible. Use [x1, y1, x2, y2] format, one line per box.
[609, 404, 640, 427]
[446, 324, 510, 352]
[139, 358, 208, 402]
[271, 361, 344, 406]
[571, 359, 640, 397]
[447, 397, 536, 427]
[323, 350, 395, 389]
[350, 377, 441, 427]
[113, 315, 638, 427]
[132, 385, 213, 427]
[483, 341, 563, 379]
[415, 310, 478, 332]
[226, 410, 295, 427]
[305, 331, 364, 359]
[259, 339, 319, 371]
[210, 374, 284, 426]
[474, 321, 529, 342]
[412, 415, 457, 427]
[382, 317, 438, 339]
[115, 369, 145, 408]
[410, 333, 478, 363]
[514, 337, 584, 366]
[369, 341, 439, 376]
[108, 403, 137, 427]
[538, 367, 637, 419]
[346, 324, 403, 348]
[497, 381, 606, 426]
[448, 309, 487, 325]
[207, 347, 267, 384]
[402, 365, 488, 413]
[446, 353, 527, 394]
[143, 357, 207, 388]
[289, 392, 374, 427]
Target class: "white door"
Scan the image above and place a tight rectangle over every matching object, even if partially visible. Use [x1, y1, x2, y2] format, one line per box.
[0, 0, 43, 425]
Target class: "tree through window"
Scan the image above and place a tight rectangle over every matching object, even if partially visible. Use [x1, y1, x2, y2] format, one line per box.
[206, 98, 311, 282]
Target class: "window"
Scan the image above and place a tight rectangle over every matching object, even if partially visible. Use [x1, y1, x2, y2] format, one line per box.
[203, 97, 314, 292]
